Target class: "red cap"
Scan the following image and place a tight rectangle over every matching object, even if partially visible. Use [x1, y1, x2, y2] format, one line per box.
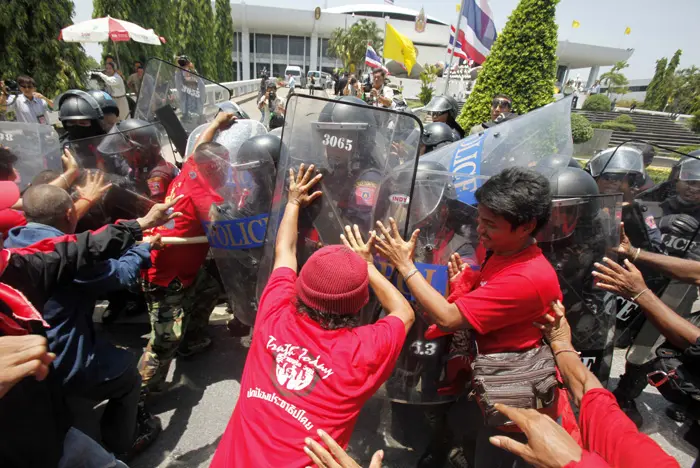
[0, 182, 20, 211]
[296, 245, 369, 315]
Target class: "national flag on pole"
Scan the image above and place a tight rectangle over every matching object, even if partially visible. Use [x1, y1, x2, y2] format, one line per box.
[448, 25, 469, 60]
[365, 45, 384, 69]
[453, 0, 497, 66]
[384, 23, 417, 75]
[624, 26, 632, 35]
[572, 20, 581, 29]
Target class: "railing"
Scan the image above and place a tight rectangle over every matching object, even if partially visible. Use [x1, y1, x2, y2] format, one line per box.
[219, 79, 260, 98]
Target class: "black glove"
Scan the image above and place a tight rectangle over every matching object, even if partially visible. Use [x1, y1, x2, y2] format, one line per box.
[659, 214, 700, 238]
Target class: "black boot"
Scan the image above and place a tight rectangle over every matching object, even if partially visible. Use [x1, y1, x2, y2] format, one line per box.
[613, 361, 652, 429]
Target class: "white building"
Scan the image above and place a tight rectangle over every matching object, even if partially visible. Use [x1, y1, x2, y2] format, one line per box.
[229, 2, 634, 86]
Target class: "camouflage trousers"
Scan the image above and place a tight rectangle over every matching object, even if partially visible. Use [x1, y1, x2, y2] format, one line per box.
[137, 268, 221, 392]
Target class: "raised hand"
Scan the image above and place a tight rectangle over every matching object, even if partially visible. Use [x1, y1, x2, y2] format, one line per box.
[288, 163, 322, 208]
[534, 301, 572, 347]
[76, 171, 112, 204]
[341, 225, 376, 264]
[0, 335, 56, 399]
[615, 222, 634, 258]
[214, 111, 237, 129]
[137, 195, 184, 230]
[61, 147, 79, 173]
[374, 218, 419, 270]
[304, 429, 383, 468]
[448, 253, 466, 282]
[592, 257, 647, 300]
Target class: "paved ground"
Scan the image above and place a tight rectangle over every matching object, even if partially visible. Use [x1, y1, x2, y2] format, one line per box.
[94, 86, 697, 467]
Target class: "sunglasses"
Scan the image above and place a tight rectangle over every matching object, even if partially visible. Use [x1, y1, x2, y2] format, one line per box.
[429, 111, 447, 118]
[19, 85, 36, 90]
[492, 99, 511, 108]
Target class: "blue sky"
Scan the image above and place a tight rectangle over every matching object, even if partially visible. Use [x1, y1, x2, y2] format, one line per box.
[72, 0, 699, 80]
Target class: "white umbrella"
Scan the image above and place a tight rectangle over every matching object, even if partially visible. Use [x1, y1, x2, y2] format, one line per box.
[60, 16, 164, 69]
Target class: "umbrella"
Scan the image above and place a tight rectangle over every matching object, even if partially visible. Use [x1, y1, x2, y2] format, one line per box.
[60, 16, 164, 69]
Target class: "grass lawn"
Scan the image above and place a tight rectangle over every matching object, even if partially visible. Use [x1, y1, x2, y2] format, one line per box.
[405, 99, 424, 109]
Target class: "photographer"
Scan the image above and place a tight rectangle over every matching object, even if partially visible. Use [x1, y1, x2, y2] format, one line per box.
[257, 80, 283, 130]
[0, 76, 53, 124]
[368, 68, 394, 109]
[343, 74, 363, 99]
[92, 63, 128, 121]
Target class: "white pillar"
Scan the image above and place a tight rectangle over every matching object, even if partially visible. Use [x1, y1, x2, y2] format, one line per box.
[310, 32, 319, 72]
[586, 65, 600, 88]
[269, 34, 273, 75]
[287, 35, 289, 68]
[242, 28, 251, 80]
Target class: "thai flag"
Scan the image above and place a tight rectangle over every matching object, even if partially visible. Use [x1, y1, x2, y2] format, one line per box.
[448, 26, 469, 61]
[454, 0, 497, 65]
[365, 45, 388, 74]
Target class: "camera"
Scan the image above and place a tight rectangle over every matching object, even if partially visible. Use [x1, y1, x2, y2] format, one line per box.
[363, 76, 372, 94]
[177, 55, 190, 67]
[2, 79, 20, 96]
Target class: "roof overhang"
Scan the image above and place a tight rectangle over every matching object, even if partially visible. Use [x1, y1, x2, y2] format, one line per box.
[556, 41, 634, 69]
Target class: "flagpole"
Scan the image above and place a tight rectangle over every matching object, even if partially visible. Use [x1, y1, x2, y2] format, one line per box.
[444, 0, 465, 95]
[382, 16, 389, 65]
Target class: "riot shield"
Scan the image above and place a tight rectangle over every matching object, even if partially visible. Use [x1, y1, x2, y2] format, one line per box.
[66, 122, 177, 228]
[256, 94, 423, 321]
[0, 122, 62, 191]
[184, 120, 267, 158]
[134, 58, 232, 133]
[189, 120, 277, 326]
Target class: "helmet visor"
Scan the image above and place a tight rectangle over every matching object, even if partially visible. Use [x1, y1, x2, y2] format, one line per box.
[679, 158, 700, 181]
[535, 198, 585, 243]
[588, 147, 644, 178]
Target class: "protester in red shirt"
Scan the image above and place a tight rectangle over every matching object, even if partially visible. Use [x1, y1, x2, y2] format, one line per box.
[210, 164, 415, 468]
[372, 167, 570, 466]
[137, 112, 237, 393]
[485, 302, 678, 468]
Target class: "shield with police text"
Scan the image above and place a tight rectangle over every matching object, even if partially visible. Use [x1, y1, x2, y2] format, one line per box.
[620, 151, 700, 364]
[66, 122, 178, 229]
[190, 120, 277, 326]
[256, 94, 423, 322]
[134, 58, 232, 134]
[0, 122, 62, 191]
[374, 97, 583, 403]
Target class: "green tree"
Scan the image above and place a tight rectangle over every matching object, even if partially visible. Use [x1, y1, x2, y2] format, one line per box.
[667, 66, 700, 116]
[328, 19, 383, 73]
[214, 0, 235, 82]
[660, 49, 683, 110]
[173, 0, 216, 78]
[600, 60, 629, 97]
[0, 0, 89, 98]
[418, 64, 439, 104]
[93, 0, 174, 72]
[457, 0, 560, 130]
[643, 57, 668, 110]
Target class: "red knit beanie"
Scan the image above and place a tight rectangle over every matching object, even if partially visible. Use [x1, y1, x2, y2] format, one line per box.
[296, 245, 369, 315]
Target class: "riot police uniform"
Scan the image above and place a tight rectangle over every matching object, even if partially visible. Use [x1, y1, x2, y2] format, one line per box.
[614, 156, 700, 427]
[57, 90, 106, 167]
[422, 95, 465, 138]
[421, 122, 462, 154]
[86, 89, 120, 133]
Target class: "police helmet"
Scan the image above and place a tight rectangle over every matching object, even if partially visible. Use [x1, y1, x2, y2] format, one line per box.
[422, 122, 461, 153]
[670, 157, 700, 206]
[405, 161, 454, 227]
[586, 146, 644, 178]
[57, 89, 103, 121]
[239, 134, 283, 169]
[217, 101, 250, 120]
[86, 90, 120, 117]
[536, 167, 599, 243]
[97, 119, 161, 160]
[423, 95, 460, 119]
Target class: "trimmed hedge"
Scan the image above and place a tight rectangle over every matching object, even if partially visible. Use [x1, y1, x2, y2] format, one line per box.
[678, 145, 700, 155]
[615, 114, 633, 124]
[647, 166, 671, 184]
[582, 94, 612, 112]
[571, 113, 594, 144]
[593, 121, 636, 132]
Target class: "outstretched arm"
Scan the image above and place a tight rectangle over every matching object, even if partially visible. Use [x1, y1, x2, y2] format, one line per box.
[193, 112, 237, 152]
[273, 164, 322, 272]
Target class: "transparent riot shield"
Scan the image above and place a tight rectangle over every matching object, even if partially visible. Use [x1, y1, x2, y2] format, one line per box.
[67, 122, 178, 228]
[184, 120, 267, 158]
[256, 94, 423, 320]
[536, 195, 622, 385]
[134, 58, 232, 133]
[0, 122, 62, 191]
[189, 120, 277, 326]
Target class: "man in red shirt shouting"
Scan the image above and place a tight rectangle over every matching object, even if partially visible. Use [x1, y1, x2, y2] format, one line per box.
[373, 167, 568, 467]
[211, 164, 415, 467]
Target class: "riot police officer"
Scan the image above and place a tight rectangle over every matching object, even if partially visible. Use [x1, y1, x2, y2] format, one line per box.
[57, 89, 105, 143]
[421, 122, 461, 154]
[614, 156, 700, 427]
[86, 89, 120, 133]
[586, 145, 646, 204]
[422, 95, 465, 138]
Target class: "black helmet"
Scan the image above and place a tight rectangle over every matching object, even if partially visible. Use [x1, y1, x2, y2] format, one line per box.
[422, 122, 461, 153]
[97, 119, 161, 164]
[537, 167, 599, 243]
[216, 101, 250, 120]
[239, 134, 283, 169]
[57, 89, 103, 121]
[86, 90, 119, 117]
[319, 96, 369, 123]
[535, 154, 583, 177]
[423, 95, 460, 119]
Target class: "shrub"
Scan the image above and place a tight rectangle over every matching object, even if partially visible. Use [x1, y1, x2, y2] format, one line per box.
[593, 121, 636, 132]
[571, 114, 594, 144]
[615, 114, 633, 124]
[646, 166, 671, 184]
[456, 0, 559, 130]
[691, 111, 700, 134]
[582, 94, 612, 112]
[678, 145, 700, 155]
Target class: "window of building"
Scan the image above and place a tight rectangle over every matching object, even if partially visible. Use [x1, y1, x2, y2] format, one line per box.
[256, 34, 271, 55]
[289, 36, 305, 56]
[273, 64, 287, 78]
[321, 38, 330, 59]
[250, 33, 255, 54]
[272, 35, 287, 55]
[305, 37, 311, 59]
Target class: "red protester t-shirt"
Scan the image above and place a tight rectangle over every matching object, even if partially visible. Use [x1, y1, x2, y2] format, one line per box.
[211, 267, 406, 468]
[578, 388, 679, 468]
[142, 158, 223, 288]
[0, 209, 27, 238]
[453, 243, 563, 354]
